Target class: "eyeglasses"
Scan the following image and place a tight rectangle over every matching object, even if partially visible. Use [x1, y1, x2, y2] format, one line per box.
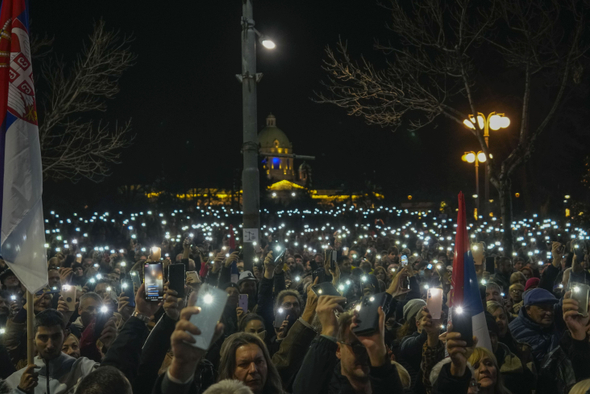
[339, 341, 367, 354]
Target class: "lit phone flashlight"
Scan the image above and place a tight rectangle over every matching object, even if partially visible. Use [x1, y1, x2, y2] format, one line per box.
[100, 305, 108, 313]
[10, 295, 17, 301]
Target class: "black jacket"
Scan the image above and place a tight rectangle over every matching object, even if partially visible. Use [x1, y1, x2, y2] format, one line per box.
[432, 362, 472, 394]
[292, 335, 404, 394]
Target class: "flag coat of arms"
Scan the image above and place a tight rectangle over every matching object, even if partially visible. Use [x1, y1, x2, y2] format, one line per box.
[0, 0, 47, 293]
[449, 192, 492, 351]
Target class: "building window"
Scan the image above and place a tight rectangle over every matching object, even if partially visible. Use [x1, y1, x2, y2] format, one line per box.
[272, 157, 280, 169]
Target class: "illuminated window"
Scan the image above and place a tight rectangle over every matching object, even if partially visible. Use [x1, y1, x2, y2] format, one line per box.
[272, 157, 280, 169]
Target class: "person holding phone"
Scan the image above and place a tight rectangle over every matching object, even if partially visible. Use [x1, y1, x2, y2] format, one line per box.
[293, 296, 404, 394]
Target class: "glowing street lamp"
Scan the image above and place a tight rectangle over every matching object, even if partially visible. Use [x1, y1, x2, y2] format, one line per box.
[463, 112, 509, 215]
[462, 151, 486, 218]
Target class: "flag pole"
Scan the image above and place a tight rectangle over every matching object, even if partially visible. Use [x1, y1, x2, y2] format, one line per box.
[26, 291, 35, 364]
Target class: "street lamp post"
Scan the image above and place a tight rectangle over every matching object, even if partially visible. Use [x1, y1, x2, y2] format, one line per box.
[463, 112, 510, 216]
[462, 151, 487, 219]
[237, 0, 275, 272]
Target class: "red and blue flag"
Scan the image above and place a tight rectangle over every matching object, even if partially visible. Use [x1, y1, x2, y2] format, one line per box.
[449, 192, 492, 351]
[0, 0, 47, 293]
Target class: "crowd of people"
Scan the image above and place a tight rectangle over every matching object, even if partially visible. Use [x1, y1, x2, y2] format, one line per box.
[0, 205, 589, 394]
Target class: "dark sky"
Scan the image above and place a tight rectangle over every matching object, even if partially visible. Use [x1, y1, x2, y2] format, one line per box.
[31, 0, 590, 214]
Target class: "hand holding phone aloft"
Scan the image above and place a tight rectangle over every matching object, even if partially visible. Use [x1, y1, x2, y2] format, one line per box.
[169, 301, 225, 382]
[187, 285, 228, 350]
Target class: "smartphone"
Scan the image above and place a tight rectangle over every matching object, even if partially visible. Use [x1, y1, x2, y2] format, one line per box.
[451, 307, 474, 347]
[168, 263, 186, 299]
[274, 248, 286, 264]
[401, 255, 408, 267]
[574, 243, 586, 260]
[352, 292, 392, 337]
[144, 262, 164, 302]
[121, 280, 136, 308]
[330, 250, 337, 272]
[94, 306, 114, 341]
[312, 268, 327, 283]
[61, 285, 77, 311]
[238, 294, 248, 311]
[187, 284, 228, 350]
[571, 282, 590, 317]
[274, 307, 288, 329]
[186, 271, 200, 284]
[312, 282, 341, 297]
[426, 287, 443, 319]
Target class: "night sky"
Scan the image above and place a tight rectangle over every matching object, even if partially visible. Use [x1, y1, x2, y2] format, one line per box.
[31, 0, 590, 214]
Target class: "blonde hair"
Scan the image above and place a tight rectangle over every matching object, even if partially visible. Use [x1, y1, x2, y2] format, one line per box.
[468, 347, 510, 394]
[569, 379, 590, 394]
[392, 361, 411, 389]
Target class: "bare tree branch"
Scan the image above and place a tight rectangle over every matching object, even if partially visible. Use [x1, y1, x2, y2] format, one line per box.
[35, 19, 136, 183]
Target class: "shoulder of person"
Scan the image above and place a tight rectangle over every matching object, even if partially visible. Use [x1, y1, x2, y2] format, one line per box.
[73, 356, 100, 376]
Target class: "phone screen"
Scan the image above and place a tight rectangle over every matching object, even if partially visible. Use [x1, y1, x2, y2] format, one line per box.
[144, 262, 164, 301]
[401, 255, 408, 267]
[188, 284, 228, 350]
[451, 307, 473, 347]
[238, 294, 248, 311]
[426, 287, 443, 319]
[571, 282, 590, 317]
[121, 280, 136, 307]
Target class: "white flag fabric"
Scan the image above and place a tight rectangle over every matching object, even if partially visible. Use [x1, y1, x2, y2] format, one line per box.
[0, 0, 47, 293]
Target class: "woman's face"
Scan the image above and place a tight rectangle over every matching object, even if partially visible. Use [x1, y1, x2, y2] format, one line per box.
[375, 270, 386, 282]
[473, 356, 497, 389]
[244, 319, 265, 334]
[226, 287, 239, 306]
[492, 307, 509, 337]
[522, 270, 531, 281]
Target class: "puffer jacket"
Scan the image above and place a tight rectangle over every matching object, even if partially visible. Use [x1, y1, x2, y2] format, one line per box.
[508, 306, 561, 364]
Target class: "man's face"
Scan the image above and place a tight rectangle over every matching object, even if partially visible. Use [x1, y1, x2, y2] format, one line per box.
[526, 304, 554, 328]
[510, 288, 523, 303]
[314, 255, 323, 264]
[35, 325, 65, 360]
[78, 297, 102, 327]
[48, 270, 61, 288]
[514, 261, 524, 271]
[74, 267, 84, 277]
[295, 257, 303, 266]
[240, 281, 257, 298]
[486, 288, 502, 303]
[336, 327, 370, 381]
[94, 283, 108, 299]
[340, 258, 352, 274]
[280, 295, 301, 319]
[62, 335, 80, 358]
[500, 261, 513, 275]
[108, 272, 120, 284]
[492, 308, 508, 337]
[286, 258, 295, 267]
[35, 294, 52, 313]
[233, 344, 267, 394]
[4, 274, 19, 287]
[226, 286, 239, 306]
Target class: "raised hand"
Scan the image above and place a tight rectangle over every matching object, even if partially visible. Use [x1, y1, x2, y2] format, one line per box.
[163, 284, 184, 321]
[316, 295, 346, 337]
[563, 291, 590, 340]
[446, 324, 478, 377]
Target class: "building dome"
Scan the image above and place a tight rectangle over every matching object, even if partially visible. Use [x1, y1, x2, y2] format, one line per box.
[258, 114, 292, 149]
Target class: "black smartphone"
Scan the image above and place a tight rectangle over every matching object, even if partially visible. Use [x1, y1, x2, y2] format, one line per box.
[574, 243, 586, 260]
[312, 282, 341, 297]
[188, 284, 228, 350]
[352, 292, 392, 337]
[168, 263, 186, 298]
[274, 307, 288, 329]
[485, 256, 495, 275]
[144, 262, 164, 302]
[274, 248, 286, 264]
[94, 306, 114, 341]
[121, 280, 135, 308]
[452, 307, 474, 347]
[330, 250, 337, 272]
[312, 268, 327, 283]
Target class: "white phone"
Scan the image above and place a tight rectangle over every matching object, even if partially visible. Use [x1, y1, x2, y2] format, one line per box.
[426, 287, 443, 319]
[187, 284, 228, 350]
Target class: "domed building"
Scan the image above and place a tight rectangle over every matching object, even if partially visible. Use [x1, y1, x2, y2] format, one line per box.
[258, 114, 295, 182]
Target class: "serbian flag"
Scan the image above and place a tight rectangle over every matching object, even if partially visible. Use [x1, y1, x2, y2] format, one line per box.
[0, 0, 47, 293]
[449, 192, 492, 351]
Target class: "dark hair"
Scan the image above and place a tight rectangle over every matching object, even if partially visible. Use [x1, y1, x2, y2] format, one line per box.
[238, 313, 266, 332]
[397, 315, 417, 340]
[275, 289, 303, 311]
[34, 309, 65, 331]
[75, 366, 132, 394]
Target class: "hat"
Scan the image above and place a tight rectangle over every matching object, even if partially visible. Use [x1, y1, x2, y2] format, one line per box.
[237, 271, 256, 287]
[524, 277, 540, 291]
[403, 298, 426, 322]
[524, 288, 558, 307]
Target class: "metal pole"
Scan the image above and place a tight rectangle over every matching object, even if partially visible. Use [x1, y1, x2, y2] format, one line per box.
[475, 160, 480, 218]
[240, 0, 259, 273]
[26, 291, 35, 364]
[484, 116, 490, 217]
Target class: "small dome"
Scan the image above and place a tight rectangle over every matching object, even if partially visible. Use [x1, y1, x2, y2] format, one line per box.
[258, 113, 291, 149]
